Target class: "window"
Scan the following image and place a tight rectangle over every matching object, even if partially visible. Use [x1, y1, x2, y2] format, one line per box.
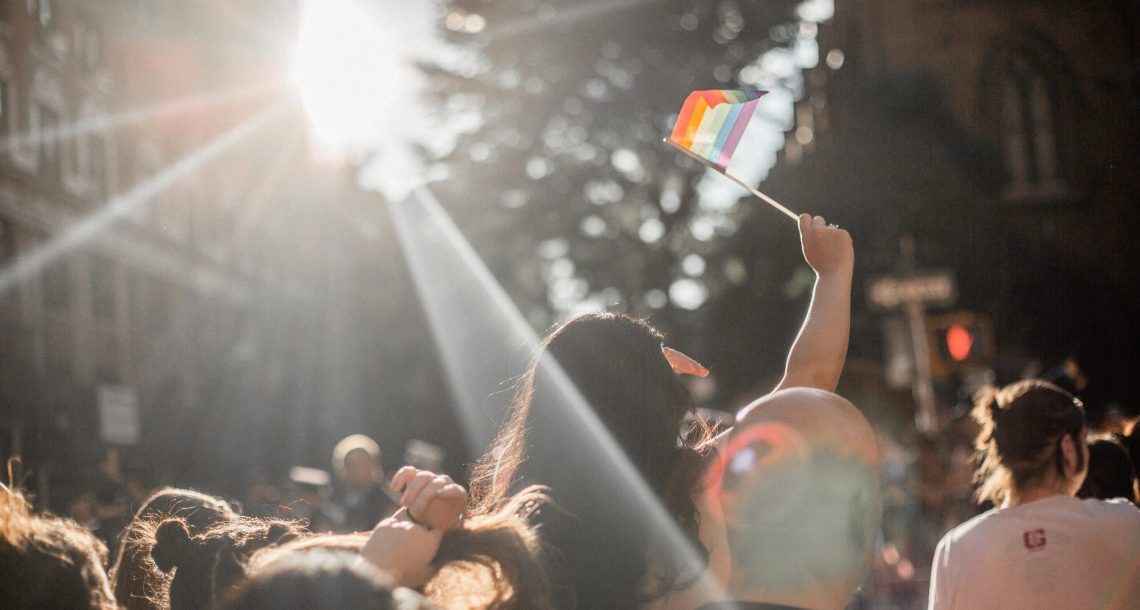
[150, 277, 169, 337]
[0, 216, 12, 264]
[89, 133, 107, 196]
[1001, 54, 1058, 193]
[42, 256, 72, 377]
[26, 0, 50, 28]
[42, 258, 70, 311]
[90, 256, 115, 320]
[0, 216, 15, 307]
[36, 103, 60, 180]
[0, 79, 9, 137]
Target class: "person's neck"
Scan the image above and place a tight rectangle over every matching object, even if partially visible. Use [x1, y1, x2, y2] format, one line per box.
[1007, 480, 1073, 507]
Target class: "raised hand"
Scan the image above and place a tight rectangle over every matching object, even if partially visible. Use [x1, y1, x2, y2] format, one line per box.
[389, 466, 466, 531]
[799, 214, 853, 276]
[360, 512, 442, 587]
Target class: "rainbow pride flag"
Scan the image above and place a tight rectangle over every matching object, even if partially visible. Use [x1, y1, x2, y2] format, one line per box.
[667, 89, 766, 170]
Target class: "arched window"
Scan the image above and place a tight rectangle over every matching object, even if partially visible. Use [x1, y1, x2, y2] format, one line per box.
[979, 33, 1080, 201]
[1000, 54, 1059, 194]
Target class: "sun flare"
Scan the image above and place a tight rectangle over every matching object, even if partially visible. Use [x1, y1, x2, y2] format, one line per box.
[291, 0, 409, 148]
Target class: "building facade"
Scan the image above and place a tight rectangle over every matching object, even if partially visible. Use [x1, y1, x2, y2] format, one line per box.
[0, 0, 447, 509]
[768, 0, 1139, 413]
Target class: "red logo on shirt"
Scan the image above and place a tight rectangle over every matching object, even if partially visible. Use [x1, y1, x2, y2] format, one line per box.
[1023, 529, 1046, 551]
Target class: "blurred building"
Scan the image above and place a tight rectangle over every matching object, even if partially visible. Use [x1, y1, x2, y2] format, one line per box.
[828, 0, 1137, 279]
[0, 0, 450, 510]
[769, 1, 1140, 412]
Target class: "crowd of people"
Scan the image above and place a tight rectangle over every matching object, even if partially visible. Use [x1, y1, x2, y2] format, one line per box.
[2, 214, 1138, 609]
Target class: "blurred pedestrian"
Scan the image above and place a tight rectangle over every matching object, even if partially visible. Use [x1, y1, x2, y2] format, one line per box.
[1077, 437, 1138, 504]
[928, 380, 1140, 609]
[329, 434, 399, 533]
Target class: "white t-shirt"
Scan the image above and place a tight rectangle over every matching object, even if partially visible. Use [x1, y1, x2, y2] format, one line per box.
[929, 496, 1140, 610]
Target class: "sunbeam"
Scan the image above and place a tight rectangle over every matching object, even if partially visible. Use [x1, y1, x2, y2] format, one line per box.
[0, 100, 292, 299]
[0, 80, 284, 157]
[387, 186, 727, 603]
[232, 127, 305, 242]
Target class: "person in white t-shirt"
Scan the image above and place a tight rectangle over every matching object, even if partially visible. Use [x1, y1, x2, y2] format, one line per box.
[929, 380, 1140, 610]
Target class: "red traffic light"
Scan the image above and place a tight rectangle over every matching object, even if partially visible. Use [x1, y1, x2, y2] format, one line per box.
[926, 312, 995, 376]
[946, 324, 974, 361]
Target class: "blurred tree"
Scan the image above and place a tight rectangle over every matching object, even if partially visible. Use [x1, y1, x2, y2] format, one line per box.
[422, 0, 802, 342]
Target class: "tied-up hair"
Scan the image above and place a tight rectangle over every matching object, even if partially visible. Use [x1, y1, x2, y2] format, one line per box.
[972, 379, 1087, 505]
[109, 488, 238, 610]
[149, 515, 307, 610]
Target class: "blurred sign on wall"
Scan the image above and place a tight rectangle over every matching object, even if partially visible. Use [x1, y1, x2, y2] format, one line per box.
[96, 384, 140, 446]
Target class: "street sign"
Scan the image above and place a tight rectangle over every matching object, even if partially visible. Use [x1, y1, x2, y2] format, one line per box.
[97, 385, 140, 445]
[866, 270, 957, 311]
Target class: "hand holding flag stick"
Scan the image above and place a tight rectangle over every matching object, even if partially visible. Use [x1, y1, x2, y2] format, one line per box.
[665, 89, 799, 222]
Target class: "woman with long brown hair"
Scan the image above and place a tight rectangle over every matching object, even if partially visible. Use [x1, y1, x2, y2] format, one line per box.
[467, 214, 853, 609]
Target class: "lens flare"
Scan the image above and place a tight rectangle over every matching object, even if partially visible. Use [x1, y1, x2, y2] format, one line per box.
[291, 0, 410, 148]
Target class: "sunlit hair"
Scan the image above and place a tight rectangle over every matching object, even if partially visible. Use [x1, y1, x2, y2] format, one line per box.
[220, 548, 425, 610]
[147, 514, 309, 609]
[109, 487, 237, 610]
[244, 488, 554, 610]
[468, 312, 714, 608]
[972, 379, 1087, 505]
[0, 483, 117, 609]
[426, 487, 554, 610]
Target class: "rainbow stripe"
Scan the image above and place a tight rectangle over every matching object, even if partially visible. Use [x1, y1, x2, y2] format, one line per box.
[668, 89, 766, 170]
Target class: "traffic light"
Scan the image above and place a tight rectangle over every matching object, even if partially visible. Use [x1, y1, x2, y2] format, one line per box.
[926, 312, 995, 377]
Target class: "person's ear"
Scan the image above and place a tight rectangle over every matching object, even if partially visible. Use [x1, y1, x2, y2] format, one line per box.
[1059, 433, 1081, 479]
[663, 347, 709, 377]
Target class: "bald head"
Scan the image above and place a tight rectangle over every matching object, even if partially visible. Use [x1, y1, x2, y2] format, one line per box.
[712, 388, 881, 610]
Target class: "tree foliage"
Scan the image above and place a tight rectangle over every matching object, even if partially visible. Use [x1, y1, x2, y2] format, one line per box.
[423, 0, 803, 336]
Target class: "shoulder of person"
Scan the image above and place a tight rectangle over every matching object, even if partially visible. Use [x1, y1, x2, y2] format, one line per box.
[942, 506, 1001, 541]
[1083, 497, 1140, 522]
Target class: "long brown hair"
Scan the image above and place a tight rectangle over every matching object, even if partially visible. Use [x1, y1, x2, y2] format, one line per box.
[972, 379, 1087, 505]
[468, 313, 713, 608]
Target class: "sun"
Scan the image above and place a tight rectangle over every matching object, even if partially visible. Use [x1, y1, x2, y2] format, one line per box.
[290, 0, 410, 149]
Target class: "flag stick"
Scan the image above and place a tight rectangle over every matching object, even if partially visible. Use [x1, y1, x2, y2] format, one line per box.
[665, 139, 799, 222]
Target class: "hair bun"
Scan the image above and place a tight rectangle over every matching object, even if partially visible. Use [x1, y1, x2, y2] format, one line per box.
[152, 518, 192, 573]
[266, 522, 299, 546]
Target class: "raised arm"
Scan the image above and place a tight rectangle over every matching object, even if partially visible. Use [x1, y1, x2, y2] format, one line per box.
[772, 214, 853, 393]
[360, 467, 467, 588]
